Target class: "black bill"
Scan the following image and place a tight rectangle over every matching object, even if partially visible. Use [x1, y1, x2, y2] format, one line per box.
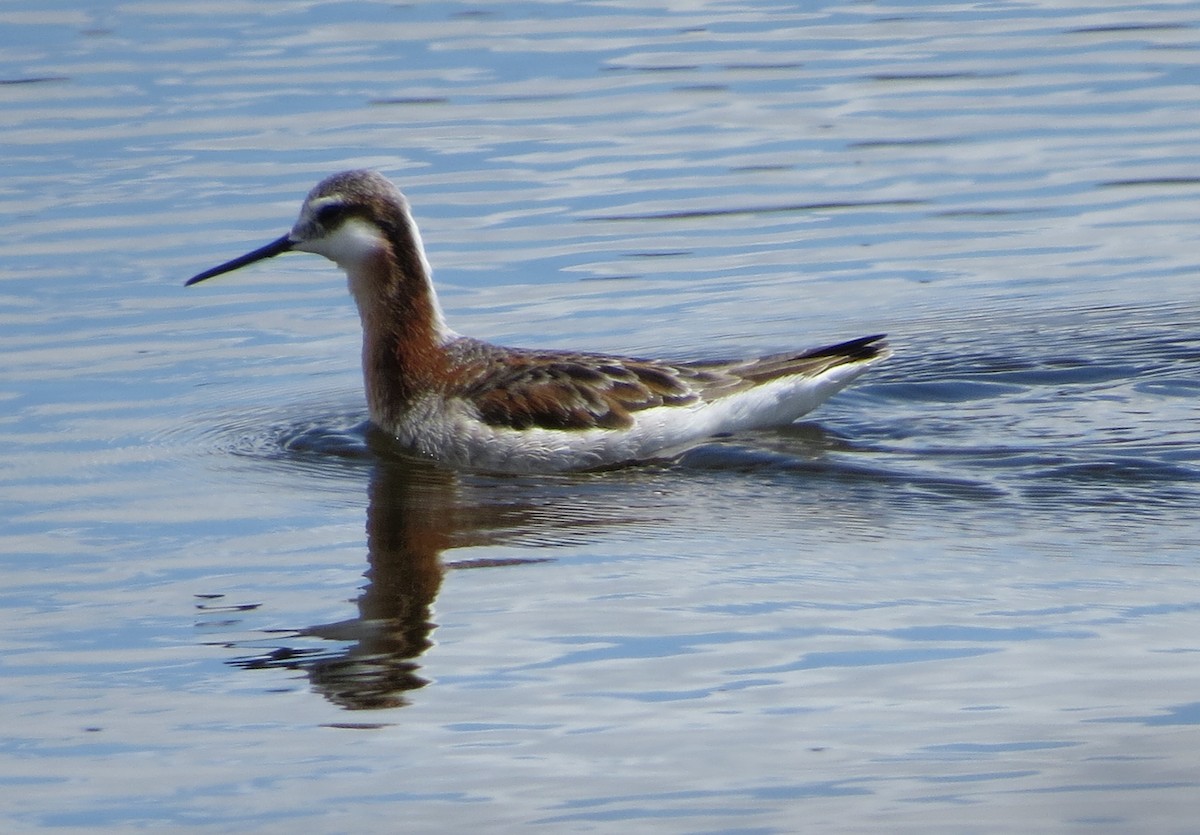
[184, 234, 293, 286]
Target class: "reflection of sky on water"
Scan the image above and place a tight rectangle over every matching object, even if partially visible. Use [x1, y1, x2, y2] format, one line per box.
[1, 0, 1199, 830]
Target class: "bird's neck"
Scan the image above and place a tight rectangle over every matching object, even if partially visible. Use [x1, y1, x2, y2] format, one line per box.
[348, 247, 453, 428]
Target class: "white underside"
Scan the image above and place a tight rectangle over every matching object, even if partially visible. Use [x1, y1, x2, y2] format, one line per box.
[383, 356, 882, 473]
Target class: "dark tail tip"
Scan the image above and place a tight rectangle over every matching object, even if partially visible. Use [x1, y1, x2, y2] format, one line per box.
[802, 333, 889, 363]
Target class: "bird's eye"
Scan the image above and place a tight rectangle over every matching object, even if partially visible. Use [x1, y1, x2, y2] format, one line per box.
[314, 203, 347, 228]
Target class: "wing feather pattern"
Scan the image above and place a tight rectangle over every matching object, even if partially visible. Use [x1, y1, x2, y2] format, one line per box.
[455, 335, 887, 432]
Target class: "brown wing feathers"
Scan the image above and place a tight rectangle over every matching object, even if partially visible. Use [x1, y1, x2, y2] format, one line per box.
[463, 335, 886, 432]
[467, 356, 699, 431]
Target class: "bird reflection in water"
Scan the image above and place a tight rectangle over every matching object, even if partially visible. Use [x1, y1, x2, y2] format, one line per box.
[224, 455, 578, 710]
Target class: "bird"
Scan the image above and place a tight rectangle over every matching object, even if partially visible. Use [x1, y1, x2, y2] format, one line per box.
[186, 170, 889, 473]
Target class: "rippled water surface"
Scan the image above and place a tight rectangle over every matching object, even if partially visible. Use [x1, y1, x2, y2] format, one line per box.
[3, 1, 1200, 831]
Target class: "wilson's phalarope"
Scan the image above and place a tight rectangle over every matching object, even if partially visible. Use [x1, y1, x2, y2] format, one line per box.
[186, 170, 889, 472]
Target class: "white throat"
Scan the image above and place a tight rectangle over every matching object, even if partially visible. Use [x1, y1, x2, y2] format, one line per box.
[295, 216, 387, 271]
[295, 217, 454, 341]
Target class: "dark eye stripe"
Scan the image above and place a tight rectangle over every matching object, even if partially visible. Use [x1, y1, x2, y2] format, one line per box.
[315, 203, 348, 227]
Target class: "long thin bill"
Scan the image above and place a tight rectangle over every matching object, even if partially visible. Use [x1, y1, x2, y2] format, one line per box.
[184, 234, 294, 286]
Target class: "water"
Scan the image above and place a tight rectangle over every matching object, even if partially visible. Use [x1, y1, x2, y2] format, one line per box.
[3, 1, 1200, 831]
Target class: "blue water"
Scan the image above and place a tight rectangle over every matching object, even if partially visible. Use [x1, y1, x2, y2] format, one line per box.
[2, 2, 1200, 832]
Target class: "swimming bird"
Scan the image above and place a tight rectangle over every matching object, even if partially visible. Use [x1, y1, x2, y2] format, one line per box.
[186, 170, 888, 472]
